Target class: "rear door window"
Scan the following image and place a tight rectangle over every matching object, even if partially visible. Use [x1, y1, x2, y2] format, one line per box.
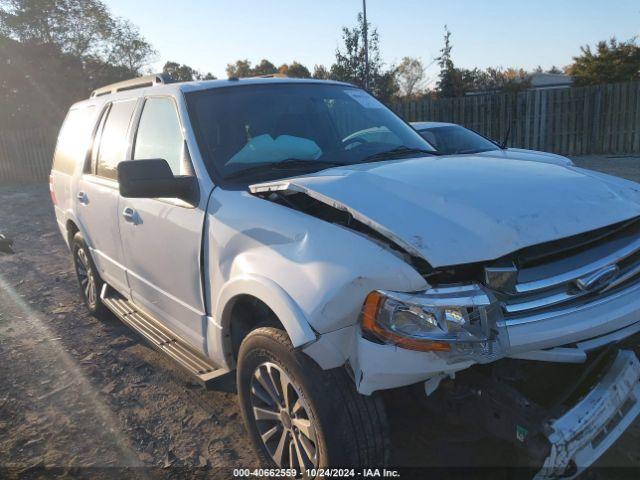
[96, 99, 137, 180]
[133, 97, 185, 175]
[52, 106, 97, 174]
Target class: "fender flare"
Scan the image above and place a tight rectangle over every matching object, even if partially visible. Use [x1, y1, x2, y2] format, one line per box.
[63, 209, 93, 249]
[214, 273, 317, 354]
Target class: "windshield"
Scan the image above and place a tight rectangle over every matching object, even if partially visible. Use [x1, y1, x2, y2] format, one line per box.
[186, 83, 436, 183]
[417, 125, 500, 155]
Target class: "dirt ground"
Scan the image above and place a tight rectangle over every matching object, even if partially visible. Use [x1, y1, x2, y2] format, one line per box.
[0, 155, 639, 477]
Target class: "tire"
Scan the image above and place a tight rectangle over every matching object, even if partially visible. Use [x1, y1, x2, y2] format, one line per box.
[237, 327, 389, 473]
[71, 232, 108, 319]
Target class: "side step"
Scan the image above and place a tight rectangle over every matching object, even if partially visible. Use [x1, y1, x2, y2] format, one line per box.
[100, 286, 231, 389]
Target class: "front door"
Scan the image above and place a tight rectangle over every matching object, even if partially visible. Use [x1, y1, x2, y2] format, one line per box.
[118, 96, 207, 350]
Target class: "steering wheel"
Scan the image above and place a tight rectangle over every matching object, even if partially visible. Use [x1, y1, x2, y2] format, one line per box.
[342, 136, 367, 150]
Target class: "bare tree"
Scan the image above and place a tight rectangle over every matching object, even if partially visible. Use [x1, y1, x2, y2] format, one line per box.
[395, 56, 425, 97]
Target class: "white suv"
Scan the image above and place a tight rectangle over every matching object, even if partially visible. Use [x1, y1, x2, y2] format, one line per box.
[51, 74, 640, 476]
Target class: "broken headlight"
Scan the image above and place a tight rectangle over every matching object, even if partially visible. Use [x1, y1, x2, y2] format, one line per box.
[361, 284, 504, 358]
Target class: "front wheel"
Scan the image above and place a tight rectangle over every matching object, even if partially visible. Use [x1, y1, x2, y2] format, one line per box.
[237, 327, 389, 474]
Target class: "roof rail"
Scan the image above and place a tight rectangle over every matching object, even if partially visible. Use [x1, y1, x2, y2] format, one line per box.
[90, 73, 174, 98]
[254, 73, 287, 79]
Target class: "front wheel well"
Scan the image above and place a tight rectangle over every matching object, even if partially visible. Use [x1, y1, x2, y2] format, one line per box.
[228, 295, 285, 364]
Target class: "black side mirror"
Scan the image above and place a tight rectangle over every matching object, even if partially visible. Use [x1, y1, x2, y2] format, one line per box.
[117, 159, 198, 205]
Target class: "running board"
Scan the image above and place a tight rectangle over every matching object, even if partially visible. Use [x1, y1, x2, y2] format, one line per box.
[100, 286, 230, 389]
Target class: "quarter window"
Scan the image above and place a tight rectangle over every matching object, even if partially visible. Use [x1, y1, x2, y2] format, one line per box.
[96, 99, 137, 180]
[134, 98, 184, 175]
[52, 106, 97, 174]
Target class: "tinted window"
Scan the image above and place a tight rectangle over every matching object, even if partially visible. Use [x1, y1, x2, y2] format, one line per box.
[52, 106, 97, 174]
[417, 125, 499, 155]
[96, 99, 136, 180]
[186, 84, 435, 183]
[134, 98, 185, 175]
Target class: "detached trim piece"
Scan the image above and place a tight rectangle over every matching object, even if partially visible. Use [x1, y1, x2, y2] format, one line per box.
[538, 350, 640, 478]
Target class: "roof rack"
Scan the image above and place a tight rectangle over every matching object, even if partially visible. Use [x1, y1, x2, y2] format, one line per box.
[90, 73, 174, 98]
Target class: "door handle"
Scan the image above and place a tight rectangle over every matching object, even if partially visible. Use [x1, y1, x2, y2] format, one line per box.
[122, 207, 137, 224]
[77, 191, 88, 204]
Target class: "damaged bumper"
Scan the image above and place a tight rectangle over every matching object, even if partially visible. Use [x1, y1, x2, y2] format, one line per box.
[537, 349, 640, 478]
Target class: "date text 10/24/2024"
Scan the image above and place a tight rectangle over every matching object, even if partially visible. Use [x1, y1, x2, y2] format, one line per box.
[233, 469, 401, 477]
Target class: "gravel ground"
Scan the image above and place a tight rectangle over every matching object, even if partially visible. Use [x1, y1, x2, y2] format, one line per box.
[0, 155, 639, 477]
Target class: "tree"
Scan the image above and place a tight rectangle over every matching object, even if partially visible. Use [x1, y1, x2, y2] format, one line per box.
[279, 61, 310, 78]
[312, 64, 331, 79]
[108, 19, 155, 72]
[435, 25, 465, 97]
[252, 58, 277, 76]
[0, 0, 155, 72]
[163, 61, 216, 81]
[395, 56, 425, 97]
[0, 0, 156, 128]
[567, 37, 640, 86]
[331, 12, 397, 103]
[434, 26, 529, 97]
[226, 59, 253, 78]
[226, 58, 278, 78]
[472, 67, 530, 93]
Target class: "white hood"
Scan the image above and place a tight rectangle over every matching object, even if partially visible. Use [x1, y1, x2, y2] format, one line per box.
[251, 156, 640, 267]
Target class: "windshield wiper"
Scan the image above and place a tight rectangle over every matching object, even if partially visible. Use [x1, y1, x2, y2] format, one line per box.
[359, 146, 436, 164]
[224, 158, 346, 181]
[271, 158, 346, 169]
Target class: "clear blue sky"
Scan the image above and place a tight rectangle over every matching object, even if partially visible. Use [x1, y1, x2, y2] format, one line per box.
[105, 0, 639, 84]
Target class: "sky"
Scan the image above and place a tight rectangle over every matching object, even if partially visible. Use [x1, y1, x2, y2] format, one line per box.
[104, 0, 639, 85]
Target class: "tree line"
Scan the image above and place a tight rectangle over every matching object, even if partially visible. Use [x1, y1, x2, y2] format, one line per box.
[2, 0, 639, 130]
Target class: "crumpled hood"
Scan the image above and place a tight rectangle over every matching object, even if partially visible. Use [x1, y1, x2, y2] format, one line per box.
[250, 156, 640, 267]
[474, 147, 573, 166]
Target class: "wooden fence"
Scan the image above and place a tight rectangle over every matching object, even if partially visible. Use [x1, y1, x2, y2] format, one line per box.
[392, 81, 640, 156]
[0, 128, 58, 184]
[1, 81, 639, 185]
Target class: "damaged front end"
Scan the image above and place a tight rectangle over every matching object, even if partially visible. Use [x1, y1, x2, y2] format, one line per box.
[250, 176, 640, 475]
[417, 340, 640, 478]
[351, 217, 640, 476]
[359, 285, 508, 365]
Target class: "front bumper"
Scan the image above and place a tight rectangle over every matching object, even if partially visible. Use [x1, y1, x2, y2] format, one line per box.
[537, 349, 640, 478]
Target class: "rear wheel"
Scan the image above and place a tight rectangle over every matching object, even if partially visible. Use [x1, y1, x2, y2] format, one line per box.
[71, 232, 107, 318]
[237, 327, 389, 474]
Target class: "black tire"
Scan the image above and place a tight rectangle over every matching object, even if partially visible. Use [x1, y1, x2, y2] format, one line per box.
[237, 327, 389, 473]
[71, 232, 108, 319]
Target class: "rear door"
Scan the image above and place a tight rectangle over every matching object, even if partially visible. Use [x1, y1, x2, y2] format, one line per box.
[50, 105, 97, 240]
[118, 96, 207, 349]
[75, 98, 137, 294]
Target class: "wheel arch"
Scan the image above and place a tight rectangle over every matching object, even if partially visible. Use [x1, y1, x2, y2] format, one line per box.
[213, 274, 317, 368]
[64, 211, 94, 251]
[65, 218, 80, 247]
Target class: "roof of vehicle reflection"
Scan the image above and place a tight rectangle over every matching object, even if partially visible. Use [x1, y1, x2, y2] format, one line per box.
[410, 121, 457, 130]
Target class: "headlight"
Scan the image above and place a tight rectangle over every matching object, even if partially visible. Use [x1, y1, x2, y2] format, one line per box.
[361, 284, 500, 353]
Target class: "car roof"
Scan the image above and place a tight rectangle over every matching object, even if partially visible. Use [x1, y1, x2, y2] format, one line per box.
[179, 76, 353, 94]
[70, 76, 355, 110]
[411, 121, 457, 130]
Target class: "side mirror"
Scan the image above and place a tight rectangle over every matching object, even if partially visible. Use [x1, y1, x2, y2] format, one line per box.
[117, 159, 198, 205]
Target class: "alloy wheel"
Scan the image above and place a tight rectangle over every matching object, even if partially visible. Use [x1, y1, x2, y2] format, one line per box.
[250, 361, 318, 473]
[76, 247, 96, 307]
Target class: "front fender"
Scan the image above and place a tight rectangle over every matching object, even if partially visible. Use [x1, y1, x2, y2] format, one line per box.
[212, 273, 317, 366]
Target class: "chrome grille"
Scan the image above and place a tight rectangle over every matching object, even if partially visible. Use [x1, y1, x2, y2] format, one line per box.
[490, 219, 640, 318]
